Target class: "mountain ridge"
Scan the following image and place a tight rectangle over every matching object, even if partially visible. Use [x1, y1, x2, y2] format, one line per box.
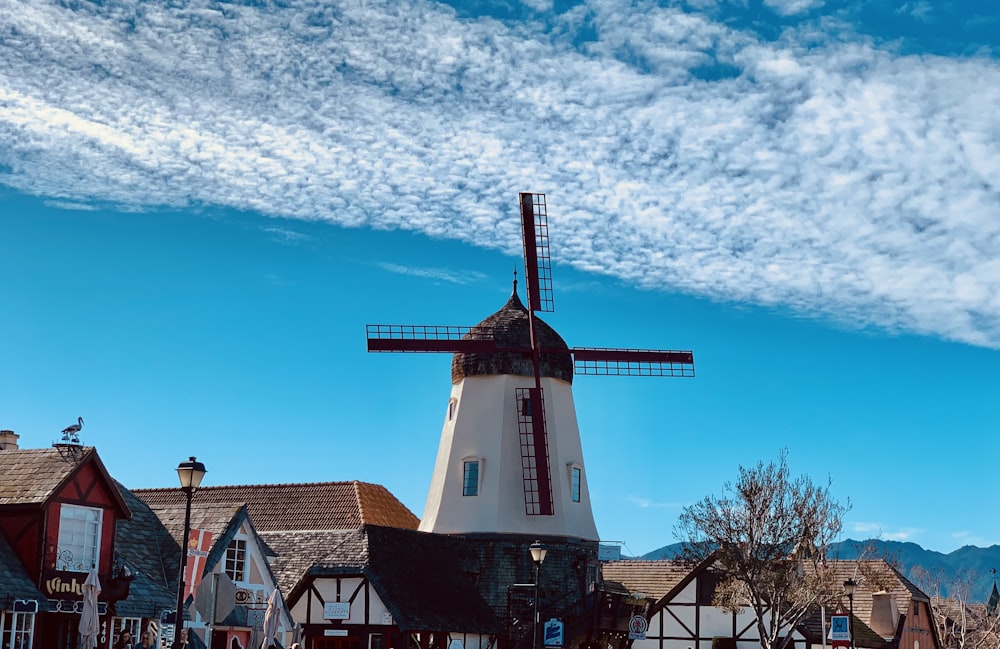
[636, 538, 1000, 603]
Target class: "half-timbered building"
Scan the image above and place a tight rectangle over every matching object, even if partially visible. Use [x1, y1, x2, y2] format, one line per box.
[0, 434, 134, 649]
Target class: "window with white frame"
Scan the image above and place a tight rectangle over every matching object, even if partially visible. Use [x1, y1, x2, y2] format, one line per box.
[56, 504, 102, 571]
[1, 603, 37, 649]
[113, 617, 141, 648]
[462, 458, 482, 497]
[225, 538, 247, 583]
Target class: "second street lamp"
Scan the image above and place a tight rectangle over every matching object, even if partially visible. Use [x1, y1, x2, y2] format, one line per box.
[173, 457, 207, 649]
[530, 541, 548, 649]
[844, 578, 857, 649]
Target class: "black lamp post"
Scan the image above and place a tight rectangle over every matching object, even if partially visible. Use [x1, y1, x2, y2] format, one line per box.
[173, 457, 207, 649]
[844, 578, 857, 649]
[530, 541, 548, 649]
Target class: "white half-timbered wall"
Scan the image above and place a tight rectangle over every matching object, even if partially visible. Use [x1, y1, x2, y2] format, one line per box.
[633, 576, 808, 649]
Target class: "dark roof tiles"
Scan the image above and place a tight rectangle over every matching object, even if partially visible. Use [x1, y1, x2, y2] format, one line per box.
[451, 289, 573, 384]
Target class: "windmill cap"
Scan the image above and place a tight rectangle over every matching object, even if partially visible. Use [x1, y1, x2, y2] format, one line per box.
[451, 288, 573, 384]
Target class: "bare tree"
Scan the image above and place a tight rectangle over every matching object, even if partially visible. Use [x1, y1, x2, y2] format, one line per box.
[674, 450, 849, 649]
[912, 567, 1000, 649]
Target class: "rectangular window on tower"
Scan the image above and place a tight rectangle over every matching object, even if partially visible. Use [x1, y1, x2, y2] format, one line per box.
[571, 466, 582, 503]
[463, 460, 480, 496]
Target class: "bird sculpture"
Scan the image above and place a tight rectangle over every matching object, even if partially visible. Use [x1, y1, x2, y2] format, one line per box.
[61, 416, 84, 443]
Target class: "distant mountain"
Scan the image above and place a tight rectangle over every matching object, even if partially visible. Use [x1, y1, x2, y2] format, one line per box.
[636, 539, 1000, 603]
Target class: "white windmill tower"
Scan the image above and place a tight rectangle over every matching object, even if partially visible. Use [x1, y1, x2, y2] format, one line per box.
[366, 193, 695, 541]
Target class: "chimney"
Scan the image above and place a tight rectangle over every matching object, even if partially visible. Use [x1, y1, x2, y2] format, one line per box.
[870, 591, 900, 638]
[0, 430, 19, 451]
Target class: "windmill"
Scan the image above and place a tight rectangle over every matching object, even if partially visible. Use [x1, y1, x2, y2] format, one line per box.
[366, 193, 694, 538]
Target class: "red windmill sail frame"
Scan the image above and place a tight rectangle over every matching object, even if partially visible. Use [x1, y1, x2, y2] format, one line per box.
[366, 192, 696, 517]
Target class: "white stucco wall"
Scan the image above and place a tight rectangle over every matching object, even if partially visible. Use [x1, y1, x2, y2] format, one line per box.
[419, 373, 598, 540]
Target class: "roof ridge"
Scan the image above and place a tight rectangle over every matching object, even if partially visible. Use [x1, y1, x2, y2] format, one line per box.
[133, 479, 371, 492]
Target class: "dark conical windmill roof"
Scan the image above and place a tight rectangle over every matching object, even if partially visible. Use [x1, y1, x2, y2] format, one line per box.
[451, 285, 573, 384]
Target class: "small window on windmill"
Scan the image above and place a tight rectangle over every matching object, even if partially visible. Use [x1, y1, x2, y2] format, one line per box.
[448, 398, 457, 421]
[567, 464, 582, 503]
[462, 458, 482, 496]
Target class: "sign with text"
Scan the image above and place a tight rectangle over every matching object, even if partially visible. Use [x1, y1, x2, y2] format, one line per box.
[185, 529, 214, 599]
[324, 602, 351, 619]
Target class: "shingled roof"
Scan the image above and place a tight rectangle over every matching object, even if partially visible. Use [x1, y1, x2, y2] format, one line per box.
[113, 483, 180, 618]
[0, 531, 45, 604]
[270, 525, 500, 634]
[260, 529, 364, 595]
[132, 480, 419, 532]
[601, 559, 693, 600]
[451, 286, 573, 384]
[0, 446, 129, 517]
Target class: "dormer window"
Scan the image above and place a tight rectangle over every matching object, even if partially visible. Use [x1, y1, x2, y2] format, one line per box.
[56, 504, 102, 572]
[225, 537, 247, 583]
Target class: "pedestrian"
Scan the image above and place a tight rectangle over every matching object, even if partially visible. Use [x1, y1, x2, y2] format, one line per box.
[114, 632, 134, 649]
[136, 632, 156, 649]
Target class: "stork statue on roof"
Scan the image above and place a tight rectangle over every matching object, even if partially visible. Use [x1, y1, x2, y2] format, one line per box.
[366, 193, 694, 542]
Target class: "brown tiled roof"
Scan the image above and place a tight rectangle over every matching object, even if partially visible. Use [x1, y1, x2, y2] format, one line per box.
[601, 560, 692, 600]
[133, 481, 419, 533]
[798, 607, 888, 649]
[0, 446, 92, 505]
[0, 446, 130, 516]
[823, 560, 930, 626]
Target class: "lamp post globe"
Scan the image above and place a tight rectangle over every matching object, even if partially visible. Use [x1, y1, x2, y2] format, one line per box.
[844, 579, 857, 649]
[173, 457, 206, 649]
[530, 541, 547, 649]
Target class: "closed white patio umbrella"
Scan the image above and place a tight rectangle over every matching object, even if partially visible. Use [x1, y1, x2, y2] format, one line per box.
[261, 588, 283, 649]
[79, 567, 102, 649]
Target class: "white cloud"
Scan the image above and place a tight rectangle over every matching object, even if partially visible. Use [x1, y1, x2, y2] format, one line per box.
[376, 262, 487, 285]
[1, 0, 998, 348]
[763, 0, 824, 16]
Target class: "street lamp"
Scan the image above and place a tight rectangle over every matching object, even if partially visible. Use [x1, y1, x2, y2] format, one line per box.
[844, 578, 857, 649]
[173, 457, 207, 649]
[530, 541, 548, 649]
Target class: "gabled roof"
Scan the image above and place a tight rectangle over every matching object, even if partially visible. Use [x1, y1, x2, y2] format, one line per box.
[797, 606, 889, 649]
[0, 446, 130, 516]
[364, 526, 500, 633]
[825, 560, 931, 623]
[0, 531, 45, 603]
[267, 525, 500, 635]
[601, 560, 693, 600]
[260, 529, 364, 595]
[132, 481, 418, 532]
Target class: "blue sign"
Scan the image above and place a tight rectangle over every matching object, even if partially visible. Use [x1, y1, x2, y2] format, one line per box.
[544, 618, 564, 648]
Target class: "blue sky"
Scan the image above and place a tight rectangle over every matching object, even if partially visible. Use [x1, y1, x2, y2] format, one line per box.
[1, 0, 998, 557]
